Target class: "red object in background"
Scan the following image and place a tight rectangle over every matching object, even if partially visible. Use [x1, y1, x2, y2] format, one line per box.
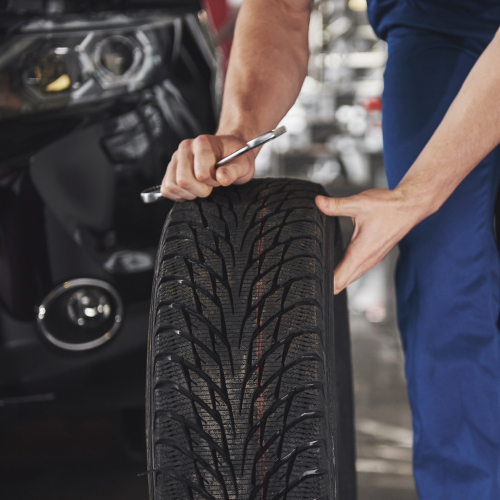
[203, 0, 232, 32]
[364, 97, 383, 112]
[202, 0, 234, 70]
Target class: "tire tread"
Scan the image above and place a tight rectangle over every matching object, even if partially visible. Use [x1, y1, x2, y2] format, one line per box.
[147, 179, 352, 499]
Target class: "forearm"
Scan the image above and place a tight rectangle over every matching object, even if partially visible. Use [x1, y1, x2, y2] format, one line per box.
[217, 0, 312, 140]
[396, 29, 500, 220]
[160, 0, 312, 199]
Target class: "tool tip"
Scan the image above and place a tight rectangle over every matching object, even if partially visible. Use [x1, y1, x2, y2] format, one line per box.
[273, 126, 287, 137]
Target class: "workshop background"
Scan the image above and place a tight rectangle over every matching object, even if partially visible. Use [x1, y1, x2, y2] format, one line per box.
[0, 0, 416, 499]
[255, 0, 416, 498]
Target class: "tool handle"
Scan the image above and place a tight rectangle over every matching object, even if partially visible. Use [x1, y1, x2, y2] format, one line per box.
[215, 145, 250, 167]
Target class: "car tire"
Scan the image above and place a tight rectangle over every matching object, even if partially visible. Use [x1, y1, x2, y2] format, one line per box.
[146, 178, 356, 499]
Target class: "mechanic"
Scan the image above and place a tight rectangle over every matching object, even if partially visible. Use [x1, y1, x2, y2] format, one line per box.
[160, 0, 500, 497]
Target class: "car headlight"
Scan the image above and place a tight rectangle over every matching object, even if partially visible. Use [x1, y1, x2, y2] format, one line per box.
[0, 13, 176, 119]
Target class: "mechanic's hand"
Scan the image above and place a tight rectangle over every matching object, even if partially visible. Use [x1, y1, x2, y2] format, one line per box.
[161, 134, 256, 201]
[316, 189, 422, 295]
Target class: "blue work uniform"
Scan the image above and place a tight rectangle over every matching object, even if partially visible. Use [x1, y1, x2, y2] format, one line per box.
[366, 1, 500, 498]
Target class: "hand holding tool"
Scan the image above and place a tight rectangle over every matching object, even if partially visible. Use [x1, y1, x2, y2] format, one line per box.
[140, 126, 287, 203]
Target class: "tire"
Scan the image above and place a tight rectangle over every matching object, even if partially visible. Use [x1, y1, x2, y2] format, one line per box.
[146, 178, 356, 499]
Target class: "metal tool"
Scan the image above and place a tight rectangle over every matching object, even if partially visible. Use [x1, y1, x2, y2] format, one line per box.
[140, 126, 287, 203]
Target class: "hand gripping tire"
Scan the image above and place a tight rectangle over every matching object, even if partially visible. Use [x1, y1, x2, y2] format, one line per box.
[146, 178, 356, 499]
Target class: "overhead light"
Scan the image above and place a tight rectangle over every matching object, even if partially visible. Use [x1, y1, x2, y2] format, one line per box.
[348, 0, 367, 12]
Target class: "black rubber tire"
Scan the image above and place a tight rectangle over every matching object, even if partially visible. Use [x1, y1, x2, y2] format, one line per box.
[146, 178, 356, 499]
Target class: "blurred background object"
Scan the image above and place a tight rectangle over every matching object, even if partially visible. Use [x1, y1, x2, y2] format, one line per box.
[0, 0, 416, 499]
[252, 0, 416, 498]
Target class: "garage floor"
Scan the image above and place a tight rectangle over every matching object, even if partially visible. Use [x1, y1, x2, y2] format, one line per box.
[0, 412, 148, 500]
[0, 256, 417, 500]
[351, 258, 418, 500]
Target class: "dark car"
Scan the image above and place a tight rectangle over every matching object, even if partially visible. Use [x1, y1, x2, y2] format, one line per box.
[0, 0, 226, 417]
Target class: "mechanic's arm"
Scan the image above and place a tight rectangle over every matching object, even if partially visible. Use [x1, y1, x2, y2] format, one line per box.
[317, 28, 500, 294]
[161, 0, 313, 201]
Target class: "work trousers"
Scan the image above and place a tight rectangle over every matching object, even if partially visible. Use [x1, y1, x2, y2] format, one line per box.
[382, 27, 500, 498]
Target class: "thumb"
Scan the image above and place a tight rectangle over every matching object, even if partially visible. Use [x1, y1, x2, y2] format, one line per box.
[315, 194, 355, 217]
[216, 159, 253, 186]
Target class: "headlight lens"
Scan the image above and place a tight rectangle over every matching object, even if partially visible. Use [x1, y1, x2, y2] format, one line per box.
[96, 35, 139, 78]
[31, 48, 72, 92]
[0, 13, 175, 119]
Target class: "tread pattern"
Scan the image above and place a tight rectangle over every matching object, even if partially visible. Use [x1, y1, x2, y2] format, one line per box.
[147, 179, 341, 499]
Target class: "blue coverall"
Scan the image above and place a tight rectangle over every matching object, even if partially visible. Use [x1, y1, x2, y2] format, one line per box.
[366, 1, 500, 497]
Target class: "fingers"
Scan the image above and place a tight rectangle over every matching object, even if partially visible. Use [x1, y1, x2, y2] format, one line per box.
[161, 137, 217, 201]
[333, 218, 398, 294]
[317, 189, 414, 295]
[161, 134, 256, 201]
[176, 142, 214, 198]
[161, 155, 197, 201]
[316, 193, 380, 293]
[333, 237, 381, 295]
[192, 135, 220, 187]
[315, 194, 357, 217]
[216, 160, 255, 186]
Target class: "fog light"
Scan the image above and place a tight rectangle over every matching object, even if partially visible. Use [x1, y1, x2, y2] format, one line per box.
[37, 278, 123, 351]
[67, 288, 112, 327]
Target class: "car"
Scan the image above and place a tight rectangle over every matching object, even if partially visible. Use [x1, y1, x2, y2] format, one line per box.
[0, 1, 356, 497]
[0, 0, 226, 417]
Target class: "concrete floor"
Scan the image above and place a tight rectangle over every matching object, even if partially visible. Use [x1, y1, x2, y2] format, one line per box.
[0, 412, 149, 500]
[349, 250, 418, 500]
[351, 293, 418, 500]
[0, 256, 418, 500]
